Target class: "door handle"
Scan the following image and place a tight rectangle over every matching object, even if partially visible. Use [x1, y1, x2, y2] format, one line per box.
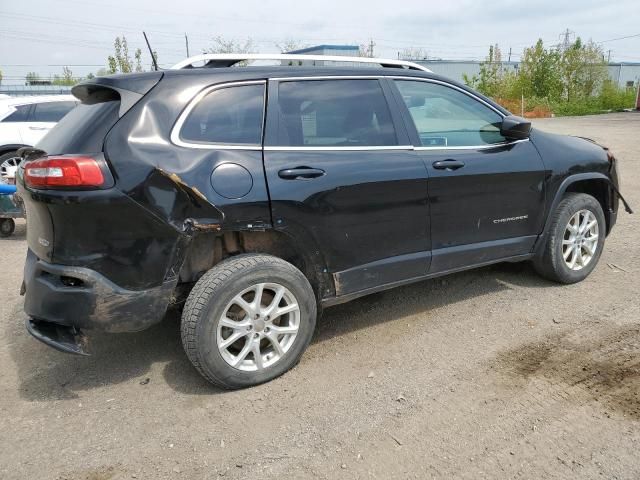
[432, 159, 465, 170]
[278, 167, 325, 180]
[28, 126, 50, 130]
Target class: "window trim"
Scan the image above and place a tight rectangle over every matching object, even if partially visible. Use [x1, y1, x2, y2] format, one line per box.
[389, 77, 521, 151]
[266, 75, 524, 152]
[264, 145, 414, 152]
[170, 80, 266, 150]
[170, 75, 527, 152]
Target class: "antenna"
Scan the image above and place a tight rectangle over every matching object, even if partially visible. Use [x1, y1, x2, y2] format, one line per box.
[143, 31, 159, 71]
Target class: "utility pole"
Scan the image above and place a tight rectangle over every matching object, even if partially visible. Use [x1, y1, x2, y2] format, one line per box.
[368, 39, 375, 58]
[185, 34, 190, 57]
[508, 47, 512, 62]
[606, 49, 612, 63]
[559, 28, 574, 51]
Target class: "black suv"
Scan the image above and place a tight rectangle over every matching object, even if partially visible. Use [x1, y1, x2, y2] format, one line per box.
[17, 55, 630, 389]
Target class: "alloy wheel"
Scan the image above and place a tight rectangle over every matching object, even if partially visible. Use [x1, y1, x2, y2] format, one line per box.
[562, 209, 599, 271]
[216, 282, 300, 371]
[0, 156, 21, 182]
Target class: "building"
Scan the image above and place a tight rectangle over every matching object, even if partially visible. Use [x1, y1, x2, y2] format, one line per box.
[284, 44, 360, 67]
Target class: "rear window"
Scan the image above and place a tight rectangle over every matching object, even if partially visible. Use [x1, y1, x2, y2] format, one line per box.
[1, 104, 31, 123]
[32, 101, 77, 122]
[37, 90, 120, 154]
[179, 83, 265, 145]
[276, 79, 398, 147]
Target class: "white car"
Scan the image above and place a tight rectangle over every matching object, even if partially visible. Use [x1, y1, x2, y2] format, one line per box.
[0, 95, 77, 181]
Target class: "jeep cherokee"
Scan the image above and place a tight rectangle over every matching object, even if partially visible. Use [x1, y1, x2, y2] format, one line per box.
[17, 54, 631, 389]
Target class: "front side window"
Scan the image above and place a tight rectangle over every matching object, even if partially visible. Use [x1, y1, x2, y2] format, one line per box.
[276, 79, 398, 147]
[1, 104, 31, 123]
[395, 80, 505, 147]
[180, 83, 265, 145]
[32, 101, 77, 122]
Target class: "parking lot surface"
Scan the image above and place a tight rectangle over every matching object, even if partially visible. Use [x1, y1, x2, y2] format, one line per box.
[1, 112, 639, 479]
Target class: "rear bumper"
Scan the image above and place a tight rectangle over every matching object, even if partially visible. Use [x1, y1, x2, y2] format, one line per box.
[26, 318, 90, 355]
[23, 249, 176, 334]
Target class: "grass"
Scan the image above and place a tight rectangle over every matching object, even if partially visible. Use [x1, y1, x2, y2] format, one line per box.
[496, 84, 637, 118]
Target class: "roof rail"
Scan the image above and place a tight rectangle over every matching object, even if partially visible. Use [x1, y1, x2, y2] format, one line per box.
[170, 53, 432, 72]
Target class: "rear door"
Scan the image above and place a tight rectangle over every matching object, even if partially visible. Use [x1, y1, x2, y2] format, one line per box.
[390, 78, 546, 273]
[21, 100, 77, 145]
[263, 77, 431, 296]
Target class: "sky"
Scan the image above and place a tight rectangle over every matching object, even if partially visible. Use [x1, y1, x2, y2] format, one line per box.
[0, 0, 639, 83]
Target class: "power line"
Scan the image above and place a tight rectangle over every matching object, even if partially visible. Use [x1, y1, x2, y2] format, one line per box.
[597, 33, 640, 43]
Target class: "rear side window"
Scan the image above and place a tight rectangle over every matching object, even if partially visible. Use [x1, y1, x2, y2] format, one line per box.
[394, 80, 505, 147]
[276, 79, 398, 147]
[38, 89, 120, 154]
[32, 101, 77, 122]
[179, 83, 265, 145]
[2, 104, 31, 122]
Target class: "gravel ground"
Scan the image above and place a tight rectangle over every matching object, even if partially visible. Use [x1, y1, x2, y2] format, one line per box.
[1, 112, 639, 479]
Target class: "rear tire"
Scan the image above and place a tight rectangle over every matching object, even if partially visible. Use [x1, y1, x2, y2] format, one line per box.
[533, 193, 605, 284]
[181, 254, 317, 389]
[0, 218, 15, 237]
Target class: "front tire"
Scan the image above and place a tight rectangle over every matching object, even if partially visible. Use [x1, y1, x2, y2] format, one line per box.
[0, 151, 21, 181]
[533, 193, 605, 284]
[181, 254, 317, 389]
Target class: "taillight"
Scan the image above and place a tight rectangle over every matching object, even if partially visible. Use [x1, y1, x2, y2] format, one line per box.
[24, 156, 104, 189]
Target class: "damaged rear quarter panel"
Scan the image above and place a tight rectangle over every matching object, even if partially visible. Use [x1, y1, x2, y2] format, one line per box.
[103, 72, 273, 284]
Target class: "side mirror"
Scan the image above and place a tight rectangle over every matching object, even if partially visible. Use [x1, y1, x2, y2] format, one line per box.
[500, 115, 531, 140]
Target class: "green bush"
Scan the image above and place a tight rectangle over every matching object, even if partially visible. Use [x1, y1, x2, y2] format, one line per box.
[598, 80, 636, 110]
[465, 36, 638, 117]
[550, 83, 636, 116]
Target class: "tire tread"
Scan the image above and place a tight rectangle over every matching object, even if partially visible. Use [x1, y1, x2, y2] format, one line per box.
[180, 253, 312, 389]
[533, 192, 604, 284]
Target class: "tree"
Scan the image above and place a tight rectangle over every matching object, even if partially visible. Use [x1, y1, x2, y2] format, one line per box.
[358, 41, 375, 58]
[107, 36, 143, 74]
[276, 39, 307, 53]
[0, 69, 2, 86]
[399, 47, 429, 60]
[205, 36, 255, 65]
[560, 38, 607, 101]
[517, 39, 563, 100]
[52, 66, 76, 86]
[25, 72, 41, 85]
[463, 44, 516, 99]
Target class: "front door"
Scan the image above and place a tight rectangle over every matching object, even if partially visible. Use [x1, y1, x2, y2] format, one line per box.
[263, 78, 430, 296]
[390, 78, 546, 273]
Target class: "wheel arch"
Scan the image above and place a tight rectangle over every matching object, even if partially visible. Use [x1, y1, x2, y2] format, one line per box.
[177, 229, 334, 300]
[0, 144, 29, 157]
[534, 173, 614, 256]
[564, 178, 613, 232]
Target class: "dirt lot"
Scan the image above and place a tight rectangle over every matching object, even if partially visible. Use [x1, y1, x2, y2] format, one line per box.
[1, 112, 639, 479]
